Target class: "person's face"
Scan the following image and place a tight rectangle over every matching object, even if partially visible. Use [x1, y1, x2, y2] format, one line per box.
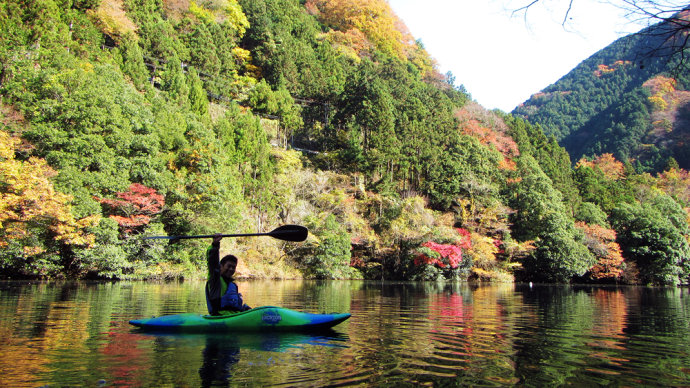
[220, 260, 236, 278]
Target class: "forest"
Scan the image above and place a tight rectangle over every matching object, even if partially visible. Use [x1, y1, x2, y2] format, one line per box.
[513, 10, 690, 172]
[1, 0, 689, 285]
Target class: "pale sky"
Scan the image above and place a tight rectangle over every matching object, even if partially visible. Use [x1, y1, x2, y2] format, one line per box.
[388, 0, 645, 112]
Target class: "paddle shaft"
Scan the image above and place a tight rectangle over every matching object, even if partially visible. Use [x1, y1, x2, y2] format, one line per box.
[165, 232, 275, 240]
[142, 224, 308, 242]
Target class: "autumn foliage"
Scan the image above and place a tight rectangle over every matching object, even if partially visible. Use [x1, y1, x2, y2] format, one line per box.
[576, 153, 625, 181]
[456, 102, 519, 170]
[97, 184, 164, 234]
[576, 222, 625, 281]
[656, 168, 690, 204]
[0, 130, 97, 253]
[415, 228, 472, 269]
[593, 60, 631, 77]
[305, 0, 436, 75]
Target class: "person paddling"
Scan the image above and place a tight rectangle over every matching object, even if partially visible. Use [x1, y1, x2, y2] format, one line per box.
[206, 234, 251, 315]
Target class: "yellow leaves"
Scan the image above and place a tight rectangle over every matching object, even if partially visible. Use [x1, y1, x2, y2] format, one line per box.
[471, 267, 514, 283]
[502, 239, 535, 261]
[467, 232, 498, 270]
[89, 0, 138, 41]
[648, 94, 668, 111]
[643, 75, 679, 113]
[323, 29, 371, 62]
[307, 0, 406, 60]
[644, 75, 677, 95]
[53, 214, 99, 246]
[187, 0, 250, 37]
[79, 62, 95, 74]
[1, 129, 96, 251]
[189, 1, 215, 24]
[0, 131, 17, 159]
[232, 47, 251, 64]
[232, 47, 260, 77]
[656, 168, 690, 204]
[271, 147, 302, 172]
[223, 0, 250, 37]
[453, 198, 472, 226]
[23, 246, 46, 256]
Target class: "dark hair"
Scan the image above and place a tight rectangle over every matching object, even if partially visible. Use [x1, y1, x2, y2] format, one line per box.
[220, 254, 238, 267]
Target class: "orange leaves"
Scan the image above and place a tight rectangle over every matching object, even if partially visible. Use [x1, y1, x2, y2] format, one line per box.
[0, 130, 97, 249]
[456, 102, 519, 170]
[307, 0, 408, 60]
[593, 60, 631, 77]
[576, 222, 625, 281]
[307, 0, 439, 75]
[594, 64, 615, 77]
[497, 158, 517, 171]
[576, 153, 625, 181]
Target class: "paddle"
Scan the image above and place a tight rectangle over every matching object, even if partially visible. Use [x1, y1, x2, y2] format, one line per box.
[143, 224, 308, 243]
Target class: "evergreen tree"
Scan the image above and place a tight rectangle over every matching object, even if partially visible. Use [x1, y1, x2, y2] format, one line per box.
[161, 55, 189, 106]
[509, 156, 595, 282]
[187, 66, 209, 117]
[611, 200, 690, 285]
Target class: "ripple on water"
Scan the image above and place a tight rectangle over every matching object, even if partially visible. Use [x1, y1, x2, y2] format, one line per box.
[2, 281, 690, 387]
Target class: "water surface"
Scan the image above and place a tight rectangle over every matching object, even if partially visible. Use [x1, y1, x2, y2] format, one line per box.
[1, 281, 689, 386]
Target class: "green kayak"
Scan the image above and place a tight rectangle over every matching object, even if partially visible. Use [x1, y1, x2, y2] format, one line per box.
[129, 306, 350, 333]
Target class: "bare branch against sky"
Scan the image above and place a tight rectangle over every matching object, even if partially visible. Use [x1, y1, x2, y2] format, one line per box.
[511, 0, 688, 25]
[511, 0, 690, 70]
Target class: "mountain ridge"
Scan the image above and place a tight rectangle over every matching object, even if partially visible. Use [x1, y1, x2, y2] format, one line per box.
[513, 13, 690, 171]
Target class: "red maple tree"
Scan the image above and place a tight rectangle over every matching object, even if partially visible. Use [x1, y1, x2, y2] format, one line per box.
[415, 228, 472, 269]
[97, 183, 165, 234]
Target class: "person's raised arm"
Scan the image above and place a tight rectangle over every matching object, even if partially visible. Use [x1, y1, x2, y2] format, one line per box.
[207, 234, 222, 270]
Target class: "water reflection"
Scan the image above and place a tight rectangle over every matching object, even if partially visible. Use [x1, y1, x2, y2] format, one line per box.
[132, 330, 349, 387]
[199, 335, 240, 386]
[0, 281, 689, 386]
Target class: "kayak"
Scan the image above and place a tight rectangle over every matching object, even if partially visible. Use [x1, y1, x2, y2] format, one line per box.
[129, 306, 350, 333]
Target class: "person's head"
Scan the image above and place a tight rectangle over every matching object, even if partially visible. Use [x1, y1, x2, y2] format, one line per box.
[220, 254, 238, 279]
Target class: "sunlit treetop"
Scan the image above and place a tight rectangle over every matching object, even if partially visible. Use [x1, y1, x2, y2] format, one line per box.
[305, 0, 436, 76]
[576, 153, 625, 181]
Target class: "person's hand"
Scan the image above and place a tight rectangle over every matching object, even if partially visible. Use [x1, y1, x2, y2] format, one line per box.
[213, 234, 223, 244]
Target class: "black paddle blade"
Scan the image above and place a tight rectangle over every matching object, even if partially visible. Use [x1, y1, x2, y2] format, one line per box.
[269, 225, 308, 242]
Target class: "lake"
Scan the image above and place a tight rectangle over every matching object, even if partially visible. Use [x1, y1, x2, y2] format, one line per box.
[1, 280, 689, 386]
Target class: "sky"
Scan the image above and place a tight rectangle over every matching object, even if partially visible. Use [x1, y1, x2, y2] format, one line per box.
[388, 0, 646, 112]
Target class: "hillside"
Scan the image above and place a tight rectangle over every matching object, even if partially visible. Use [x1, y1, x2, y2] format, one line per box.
[1, 0, 689, 285]
[513, 13, 690, 172]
